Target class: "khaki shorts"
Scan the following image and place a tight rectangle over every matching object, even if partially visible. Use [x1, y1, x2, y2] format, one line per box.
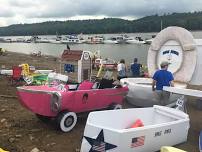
[155, 90, 170, 106]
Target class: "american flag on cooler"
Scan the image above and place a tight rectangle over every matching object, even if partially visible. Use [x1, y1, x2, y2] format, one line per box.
[131, 136, 145, 148]
[92, 141, 106, 152]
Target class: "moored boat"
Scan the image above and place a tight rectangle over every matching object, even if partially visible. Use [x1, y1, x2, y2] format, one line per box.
[145, 35, 156, 44]
[103, 37, 119, 44]
[86, 36, 104, 44]
[126, 37, 145, 44]
[145, 38, 154, 44]
[48, 38, 62, 44]
[104, 35, 129, 44]
[60, 35, 83, 44]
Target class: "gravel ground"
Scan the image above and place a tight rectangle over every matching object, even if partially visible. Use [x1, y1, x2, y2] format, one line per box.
[0, 51, 201, 152]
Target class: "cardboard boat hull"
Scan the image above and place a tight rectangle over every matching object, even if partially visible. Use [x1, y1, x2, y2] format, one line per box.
[81, 106, 189, 152]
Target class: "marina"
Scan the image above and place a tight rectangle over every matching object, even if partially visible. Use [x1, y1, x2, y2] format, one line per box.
[0, 34, 146, 45]
[0, 28, 202, 152]
[0, 38, 150, 66]
[0, 31, 201, 66]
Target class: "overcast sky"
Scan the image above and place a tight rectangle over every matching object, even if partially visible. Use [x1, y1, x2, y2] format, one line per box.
[0, 0, 202, 27]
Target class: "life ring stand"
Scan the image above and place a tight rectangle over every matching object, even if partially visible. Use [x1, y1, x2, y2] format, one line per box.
[147, 26, 197, 83]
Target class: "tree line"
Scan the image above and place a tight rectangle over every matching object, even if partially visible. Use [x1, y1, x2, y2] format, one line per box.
[1, 11, 202, 36]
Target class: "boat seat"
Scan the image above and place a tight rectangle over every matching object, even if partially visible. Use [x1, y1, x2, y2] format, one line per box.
[77, 81, 94, 90]
[98, 78, 114, 89]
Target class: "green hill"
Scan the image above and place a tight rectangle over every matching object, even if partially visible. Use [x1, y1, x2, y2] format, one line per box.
[1, 12, 202, 36]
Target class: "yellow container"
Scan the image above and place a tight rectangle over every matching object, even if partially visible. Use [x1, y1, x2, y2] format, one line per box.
[0, 148, 9, 152]
[161, 146, 187, 152]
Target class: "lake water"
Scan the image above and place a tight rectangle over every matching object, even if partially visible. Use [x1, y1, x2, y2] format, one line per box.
[1, 31, 202, 66]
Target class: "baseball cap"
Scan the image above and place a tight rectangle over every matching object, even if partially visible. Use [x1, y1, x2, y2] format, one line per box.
[160, 61, 170, 67]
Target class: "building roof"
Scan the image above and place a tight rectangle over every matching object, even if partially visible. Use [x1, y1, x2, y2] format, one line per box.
[61, 50, 83, 61]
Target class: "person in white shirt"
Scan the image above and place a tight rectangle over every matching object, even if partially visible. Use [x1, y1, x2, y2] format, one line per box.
[117, 59, 127, 80]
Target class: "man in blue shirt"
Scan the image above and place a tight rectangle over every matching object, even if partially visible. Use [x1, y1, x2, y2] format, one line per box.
[130, 58, 142, 77]
[152, 61, 174, 105]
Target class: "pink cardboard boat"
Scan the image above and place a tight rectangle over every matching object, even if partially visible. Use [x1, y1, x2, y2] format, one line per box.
[17, 79, 128, 132]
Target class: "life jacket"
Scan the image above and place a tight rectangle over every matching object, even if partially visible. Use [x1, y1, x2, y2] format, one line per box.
[130, 119, 144, 128]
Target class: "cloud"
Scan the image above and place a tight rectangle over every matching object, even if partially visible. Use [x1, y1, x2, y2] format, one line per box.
[0, 0, 202, 26]
[0, 1, 15, 17]
[8, 0, 40, 8]
[25, 0, 202, 19]
[0, 10, 14, 18]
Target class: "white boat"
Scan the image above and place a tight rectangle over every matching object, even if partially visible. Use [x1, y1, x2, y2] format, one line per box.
[16, 37, 26, 42]
[60, 35, 83, 44]
[86, 36, 104, 44]
[117, 35, 129, 44]
[39, 38, 50, 43]
[121, 78, 186, 107]
[104, 35, 129, 44]
[126, 37, 145, 44]
[48, 38, 62, 44]
[81, 105, 189, 152]
[3, 38, 12, 43]
[29, 36, 49, 43]
[115, 35, 126, 44]
[145, 35, 156, 44]
[81, 74, 202, 152]
[121, 26, 202, 107]
[103, 37, 119, 44]
[5, 38, 17, 43]
[30, 36, 41, 43]
[145, 38, 154, 44]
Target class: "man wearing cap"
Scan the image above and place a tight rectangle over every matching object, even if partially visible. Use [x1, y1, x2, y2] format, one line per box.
[152, 61, 174, 105]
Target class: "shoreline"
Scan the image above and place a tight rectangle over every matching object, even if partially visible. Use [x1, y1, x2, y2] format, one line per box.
[0, 51, 60, 71]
